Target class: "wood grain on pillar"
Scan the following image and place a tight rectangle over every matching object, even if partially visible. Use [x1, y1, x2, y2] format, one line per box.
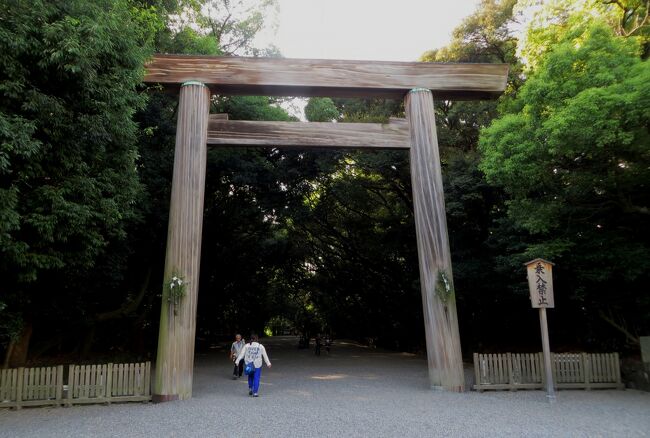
[154, 82, 210, 401]
[405, 89, 465, 392]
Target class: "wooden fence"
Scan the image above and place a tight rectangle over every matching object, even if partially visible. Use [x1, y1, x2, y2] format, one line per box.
[0, 366, 64, 409]
[68, 362, 151, 405]
[473, 352, 623, 391]
[0, 362, 150, 409]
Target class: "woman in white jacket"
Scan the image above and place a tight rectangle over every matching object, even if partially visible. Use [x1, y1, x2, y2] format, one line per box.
[236, 333, 272, 397]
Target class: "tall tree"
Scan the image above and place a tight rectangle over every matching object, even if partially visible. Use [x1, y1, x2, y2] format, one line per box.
[0, 0, 157, 365]
[480, 19, 650, 348]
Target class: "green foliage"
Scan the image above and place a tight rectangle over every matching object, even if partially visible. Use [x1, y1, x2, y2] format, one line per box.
[287, 149, 420, 348]
[0, 0, 154, 349]
[305, 98, 340, 122]
[481, 19, 650, 343]
[0, 0, 153, 275]
[420, 0, 523, 151]
[481, 22, 647, 231]
[199, 0, 277, 55]
[162, 27, 222, 55]
[517, 0, 650, 68]
[332, 98, 401, 123]
[423, 0, 519, 64]
[213, 96, 294, 121]
[0, 302, 23, 341]
[153, 0, 278, 56]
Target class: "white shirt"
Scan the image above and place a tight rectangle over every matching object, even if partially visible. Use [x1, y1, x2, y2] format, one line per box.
[231, 339, 246, 359]
[236, 342, 271, 369]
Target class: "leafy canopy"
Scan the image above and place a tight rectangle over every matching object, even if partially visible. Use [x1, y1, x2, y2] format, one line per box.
[480, 19, 650, 286]
[0, 0, 156, 343]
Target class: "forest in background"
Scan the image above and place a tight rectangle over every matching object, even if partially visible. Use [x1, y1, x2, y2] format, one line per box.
[0, 0, 648, 368]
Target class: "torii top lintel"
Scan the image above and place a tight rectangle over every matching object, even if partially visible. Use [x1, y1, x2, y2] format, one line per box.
[144, 54, 509, 100]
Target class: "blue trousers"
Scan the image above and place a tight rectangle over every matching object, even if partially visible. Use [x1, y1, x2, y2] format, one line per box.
[248, 366, 262, 393]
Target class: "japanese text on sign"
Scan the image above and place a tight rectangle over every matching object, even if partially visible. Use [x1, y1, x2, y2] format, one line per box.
[526, 259, 555, 308]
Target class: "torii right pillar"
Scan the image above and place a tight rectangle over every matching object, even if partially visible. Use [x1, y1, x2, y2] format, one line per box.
[405, 88, 464, 392]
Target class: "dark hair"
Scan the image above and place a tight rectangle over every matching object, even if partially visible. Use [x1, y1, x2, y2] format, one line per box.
[250, 333, 259, 342]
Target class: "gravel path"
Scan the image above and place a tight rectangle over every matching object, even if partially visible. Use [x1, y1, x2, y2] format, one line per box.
[1, 336, 649, 437]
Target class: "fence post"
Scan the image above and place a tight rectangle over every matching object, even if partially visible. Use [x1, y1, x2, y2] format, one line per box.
[106, 363, 113, 405]
[55, 366, 63, 407]
[67, 365, 75, 407]
[473, 353, 481, 391]
[507, 353, 515, 390]
[145, 361, 151, 401]
[550, 352, 557, 390]
[15, 368, 24, 410]
[582, 353, 591, 390]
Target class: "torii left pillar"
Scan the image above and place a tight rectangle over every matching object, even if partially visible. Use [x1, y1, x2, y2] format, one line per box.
[153, 81, 210, 402]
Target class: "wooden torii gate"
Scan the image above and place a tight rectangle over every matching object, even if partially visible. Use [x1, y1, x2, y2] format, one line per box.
[144, 54, 508, 402]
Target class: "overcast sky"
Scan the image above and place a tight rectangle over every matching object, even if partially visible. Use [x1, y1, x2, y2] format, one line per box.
[256, 0, 482, 62]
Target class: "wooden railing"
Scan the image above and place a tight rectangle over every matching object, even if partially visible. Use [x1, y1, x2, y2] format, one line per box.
[0, 362, 151, 409]
[473, 353, 623, 391]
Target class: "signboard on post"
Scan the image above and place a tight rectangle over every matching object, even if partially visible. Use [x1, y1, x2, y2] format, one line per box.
[524, 258, 556, 403]
[526, 258, 555, 308]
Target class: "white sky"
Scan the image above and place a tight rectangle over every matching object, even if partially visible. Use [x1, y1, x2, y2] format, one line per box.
[256, 0, 482, 62]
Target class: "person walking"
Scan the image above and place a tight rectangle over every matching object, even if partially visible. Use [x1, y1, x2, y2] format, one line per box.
[324, 335, 332, 354]
[314, 334, 321, 356]
[230, 334, 246, 379]
[236, 334, 271, 397]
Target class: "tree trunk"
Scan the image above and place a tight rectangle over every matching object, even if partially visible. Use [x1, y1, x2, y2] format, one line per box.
[7, 321, 33, 368]
[2, 340, 15, 369]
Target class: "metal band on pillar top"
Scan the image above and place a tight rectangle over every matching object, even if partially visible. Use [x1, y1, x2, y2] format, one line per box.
[408, 87, 431, 94]
[181, 80, 206, 87]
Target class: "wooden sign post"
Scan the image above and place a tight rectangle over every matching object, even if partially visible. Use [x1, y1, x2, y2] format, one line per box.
[525, 258, 556, 403]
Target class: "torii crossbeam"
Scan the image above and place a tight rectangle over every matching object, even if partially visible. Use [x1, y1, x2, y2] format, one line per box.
[144, 54, 508, 402]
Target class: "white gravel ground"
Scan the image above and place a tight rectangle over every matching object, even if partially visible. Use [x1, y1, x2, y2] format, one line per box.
[1, 336, 649, 438]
